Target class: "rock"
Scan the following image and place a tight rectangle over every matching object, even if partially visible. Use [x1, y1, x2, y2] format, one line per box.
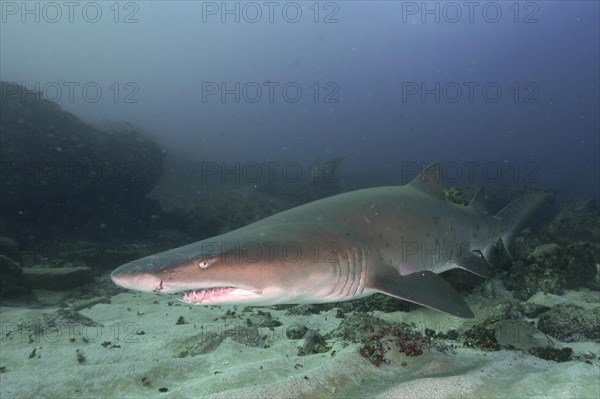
[481, 278, 514, 300]
[547, 199, 599, 244]
[0, 236, 21, 261]
[519, 302, 550, 318]
[529, 243, 562, 264]
[562, 242, 597, 288]
[245, 310, 282, 328]
[22, 265, 94, 290]
[175, 331, 225, 357]
[299, 329, 330, 356]
[529, 346, 573, 362]
[537, 305, 600, 342]
[332, 313, 431, 365]
[32, 289, 71, 307]
[0, 81, 165, 238]
[504, 242, 598, 299]
[504, 260, 563, 300]
[69, 296, 111, 311]
[513, 233, 539, 262]
[286, 325, 309, 340]
[492, 320, 554, 352]
[462, 324, 500, 351]
[0, 254, 24, 297]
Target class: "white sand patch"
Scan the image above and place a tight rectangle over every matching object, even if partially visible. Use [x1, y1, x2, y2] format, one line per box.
[1, 290, 598, 398]
[527, 288, 599, 310]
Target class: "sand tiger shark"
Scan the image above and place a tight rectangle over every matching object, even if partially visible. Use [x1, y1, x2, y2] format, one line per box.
[111, 163, 554, 318]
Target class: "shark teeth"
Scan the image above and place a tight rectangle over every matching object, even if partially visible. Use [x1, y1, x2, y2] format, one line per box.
[181, 287, 236, 304]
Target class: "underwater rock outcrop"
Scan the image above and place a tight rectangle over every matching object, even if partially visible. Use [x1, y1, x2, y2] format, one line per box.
[504, 242, 597, 299]
[502, 196, 599, 300]
[537, 305, 600, 342]
[0, 237, 25, 297]
[547, 198, 600, 244]
[0, 81, 165, 239]
[22, 265, 94, 291]
[331, 313, 432, 366]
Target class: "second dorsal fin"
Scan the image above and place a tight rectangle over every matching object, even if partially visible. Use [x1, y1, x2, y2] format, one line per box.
[408, 163, 445, 200]
[468, 187, 488, 213]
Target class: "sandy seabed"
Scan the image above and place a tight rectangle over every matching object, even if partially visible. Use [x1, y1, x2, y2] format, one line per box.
[1, 289, 598, 399]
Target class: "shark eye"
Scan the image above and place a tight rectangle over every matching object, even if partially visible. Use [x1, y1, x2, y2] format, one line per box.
[198, 260, 211, 269]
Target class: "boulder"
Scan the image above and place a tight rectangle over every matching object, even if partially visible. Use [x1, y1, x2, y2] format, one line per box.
[0, 254, 24, 297]
[22, 265, 94, 290]
[0, 81, 165, 237]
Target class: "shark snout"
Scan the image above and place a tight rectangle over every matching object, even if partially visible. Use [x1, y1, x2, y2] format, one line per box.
[111, 248, 200, 293]
[111, 266, 164, 293]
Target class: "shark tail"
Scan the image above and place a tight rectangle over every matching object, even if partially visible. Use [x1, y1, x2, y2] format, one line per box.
[458, 189, 556, 276]
[452, 188, 556, 276]
[495, 189, 557, 256]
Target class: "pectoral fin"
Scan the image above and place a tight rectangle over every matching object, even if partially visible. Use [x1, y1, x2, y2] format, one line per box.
[369, 268, 474, 318]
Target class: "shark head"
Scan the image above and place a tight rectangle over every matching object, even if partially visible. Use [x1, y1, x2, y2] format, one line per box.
[111, 249, 266, 305]
[111, 225, 356, 306]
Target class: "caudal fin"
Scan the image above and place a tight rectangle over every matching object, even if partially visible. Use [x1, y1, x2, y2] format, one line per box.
[496, 189, 557, 254]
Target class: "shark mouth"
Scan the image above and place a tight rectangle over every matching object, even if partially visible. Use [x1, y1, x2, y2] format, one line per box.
[181, 287, 238, 304]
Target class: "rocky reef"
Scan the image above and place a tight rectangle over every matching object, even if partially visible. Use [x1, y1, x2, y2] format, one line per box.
[0, 81, 169, 298]
[0, 237, 25, 297]
[503, 197, 599, 299]
[0, 81, 165, 240]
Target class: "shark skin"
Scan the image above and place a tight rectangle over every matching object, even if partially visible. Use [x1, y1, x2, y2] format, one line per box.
[111, 163, 555, 318]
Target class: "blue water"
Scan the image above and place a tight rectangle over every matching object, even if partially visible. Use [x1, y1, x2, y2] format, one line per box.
[1, 1, 598, 201]
[1, 3, 599, 398]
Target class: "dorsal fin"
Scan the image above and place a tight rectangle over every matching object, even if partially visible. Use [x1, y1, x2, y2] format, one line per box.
[468, 187, 488, 213]
[408, 163, 445, 200]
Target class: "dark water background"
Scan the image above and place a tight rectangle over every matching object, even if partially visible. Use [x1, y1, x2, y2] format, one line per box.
[1, 1, 598, 201]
